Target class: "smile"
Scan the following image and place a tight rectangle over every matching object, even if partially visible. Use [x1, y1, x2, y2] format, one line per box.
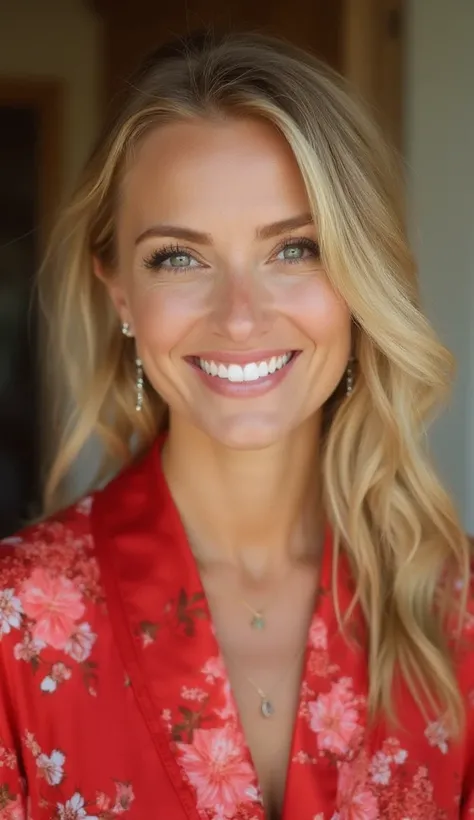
[195, 352, 295, 383]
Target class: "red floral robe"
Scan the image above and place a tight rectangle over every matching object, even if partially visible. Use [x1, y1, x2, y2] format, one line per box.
[0, 440, 474, 819]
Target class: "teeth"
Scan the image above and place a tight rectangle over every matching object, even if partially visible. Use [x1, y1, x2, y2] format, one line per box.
[198, 353, 293, 382]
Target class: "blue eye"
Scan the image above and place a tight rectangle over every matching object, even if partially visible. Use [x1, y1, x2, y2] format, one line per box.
[167, 252, 194, 268]
[276, 238, 320, 264]
[143, 245, 199, 272]
[281, 245, 304, 260]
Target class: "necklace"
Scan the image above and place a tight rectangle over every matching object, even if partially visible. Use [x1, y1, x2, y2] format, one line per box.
[239, 569, 295, 631]
[226, 644, 307, 719]
[240, 598, 267, 630]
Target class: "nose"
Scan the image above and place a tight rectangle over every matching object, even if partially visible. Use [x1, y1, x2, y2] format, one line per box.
[212, 268, 273, 344]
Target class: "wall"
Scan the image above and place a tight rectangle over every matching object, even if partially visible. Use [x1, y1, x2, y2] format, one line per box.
[405, 0, 474, 531]
[0, 0, 103, 200]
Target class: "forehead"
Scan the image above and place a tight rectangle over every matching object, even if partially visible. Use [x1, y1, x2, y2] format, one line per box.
[119, 117, 310, 230]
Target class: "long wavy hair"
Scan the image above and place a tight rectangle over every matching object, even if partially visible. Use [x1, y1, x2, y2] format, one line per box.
[40, 30, 469, 733]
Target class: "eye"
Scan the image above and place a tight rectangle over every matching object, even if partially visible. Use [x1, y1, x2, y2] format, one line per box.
[142, 245, 201, 272]
[275, 238, 321, 265]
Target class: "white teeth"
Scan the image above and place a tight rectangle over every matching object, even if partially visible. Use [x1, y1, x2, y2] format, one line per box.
[243, 363, 259, 381]
[227, 364, 244, 383]
[198, 353, 293, 382]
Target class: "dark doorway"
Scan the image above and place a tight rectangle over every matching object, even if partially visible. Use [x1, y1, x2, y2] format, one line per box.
[0, 104, 40, 537]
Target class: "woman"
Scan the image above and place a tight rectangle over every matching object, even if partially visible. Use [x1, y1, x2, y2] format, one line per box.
[0, 30, 472, 820]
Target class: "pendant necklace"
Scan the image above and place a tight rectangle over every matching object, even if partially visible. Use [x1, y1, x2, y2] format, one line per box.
[241, 598, 267, 631]
[228, 644, 307, 719]
[240, 569, 293, 631]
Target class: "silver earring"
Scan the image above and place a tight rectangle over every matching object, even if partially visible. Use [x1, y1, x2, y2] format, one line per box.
[346, 357, 355, 396]
[135, 357, 144, 412]
[121, 323, 143, 410]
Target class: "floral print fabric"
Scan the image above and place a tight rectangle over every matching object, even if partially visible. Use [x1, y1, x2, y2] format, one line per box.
[0, 440, 473, 819]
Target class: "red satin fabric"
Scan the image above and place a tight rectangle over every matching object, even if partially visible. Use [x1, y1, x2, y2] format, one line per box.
[0, 440, 473, 819]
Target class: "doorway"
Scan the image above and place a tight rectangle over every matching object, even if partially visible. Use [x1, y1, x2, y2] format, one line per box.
[0, 80, 62, 536]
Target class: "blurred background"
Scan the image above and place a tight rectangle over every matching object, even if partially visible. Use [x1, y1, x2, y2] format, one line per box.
[0, 0, 472, 538]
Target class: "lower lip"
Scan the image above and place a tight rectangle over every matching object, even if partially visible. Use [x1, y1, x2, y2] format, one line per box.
[187, 354, 299, 398]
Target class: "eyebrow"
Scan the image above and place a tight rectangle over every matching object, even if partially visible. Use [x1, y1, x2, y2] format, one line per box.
[134, 213, 314, 247]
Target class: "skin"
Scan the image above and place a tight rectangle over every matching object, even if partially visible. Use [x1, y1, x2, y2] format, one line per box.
[97, 116, 352, 814]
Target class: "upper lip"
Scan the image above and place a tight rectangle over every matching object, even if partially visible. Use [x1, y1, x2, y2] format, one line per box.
[188, 349, 297, 365]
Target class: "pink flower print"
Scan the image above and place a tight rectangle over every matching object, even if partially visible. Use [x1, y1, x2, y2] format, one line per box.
[337, 757, 378, 820]
[181, 686, 207, 702]
[424, 719, 449, 754]
[95, 793, 111, 812]
[202, 655, 226, 682]
[113, 782, 135, 813]
[24, 731, 41, 758]
[19, 569, 85, 650]
[308, 650, 329, 678]
[0, 797, 25, 820]
[0, 589, 23, 636]
[177, 726, 257, 817]
[64, 622, 96, 662]
[309, 681, 360, 757]
[40, 662, 72, 693]
[216, 680, 237, 722]
[368, 750, 391, 785]
[76, 496, 93, 516]
[380, 736, 407, 764]
[13, 633, 45, 662]
[309, 616, 328, 650]
[0, 743, 17, 770]
[36, 749, 65, 785]
[57, 792, 98, 819]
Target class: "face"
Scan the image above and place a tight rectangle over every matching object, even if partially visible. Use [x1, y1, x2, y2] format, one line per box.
[101, 117, 351, 450]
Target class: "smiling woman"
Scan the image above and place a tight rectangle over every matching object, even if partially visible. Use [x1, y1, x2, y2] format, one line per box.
[0, 29, 473, 820]
[95, 115, 350, 451]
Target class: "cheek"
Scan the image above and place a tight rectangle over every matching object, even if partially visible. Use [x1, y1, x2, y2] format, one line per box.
[280, 277, 351, 343]
[127, 280, 209, 355]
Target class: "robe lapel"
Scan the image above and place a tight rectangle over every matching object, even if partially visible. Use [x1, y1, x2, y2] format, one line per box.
[92, 442, 264, 820]
[92, 440, 371, 820]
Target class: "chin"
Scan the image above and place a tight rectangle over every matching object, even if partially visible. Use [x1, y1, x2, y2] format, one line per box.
[199, 412, 291, 452]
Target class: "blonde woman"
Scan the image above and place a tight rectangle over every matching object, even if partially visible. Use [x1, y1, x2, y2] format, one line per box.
[0, 31, 472, 820]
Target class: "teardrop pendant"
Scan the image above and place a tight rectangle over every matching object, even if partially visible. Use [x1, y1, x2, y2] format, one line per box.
[250, 613, 265, 630]
[260, 698, 275, 718]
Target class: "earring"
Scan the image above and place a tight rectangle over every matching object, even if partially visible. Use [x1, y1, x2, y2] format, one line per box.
[135, 357, 144, 412]
[121, 322, 143, 411]
[346, 357, 355, 396]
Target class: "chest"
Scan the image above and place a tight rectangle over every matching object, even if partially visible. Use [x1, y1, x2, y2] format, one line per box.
[201, 563, 318, 816]
[9, 606, 466, 820]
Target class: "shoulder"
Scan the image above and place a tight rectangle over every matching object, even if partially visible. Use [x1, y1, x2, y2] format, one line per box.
[0, 495, 102, 657]
[0, 495, 97, 588]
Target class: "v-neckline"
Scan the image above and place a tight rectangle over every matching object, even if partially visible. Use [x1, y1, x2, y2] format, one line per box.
[93, 440, 346, 820]
[174, 493, 334, 819]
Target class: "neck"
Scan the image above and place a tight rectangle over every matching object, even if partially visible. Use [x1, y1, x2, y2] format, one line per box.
[162, 415, 324, 578]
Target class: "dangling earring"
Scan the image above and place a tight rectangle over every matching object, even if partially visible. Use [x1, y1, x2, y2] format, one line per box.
[346, 357, 355, 396]
[135, 357, 144, 412]
[121, 322, 144, 411]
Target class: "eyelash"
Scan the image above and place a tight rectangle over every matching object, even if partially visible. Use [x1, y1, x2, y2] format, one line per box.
[142, 237, 321, 272]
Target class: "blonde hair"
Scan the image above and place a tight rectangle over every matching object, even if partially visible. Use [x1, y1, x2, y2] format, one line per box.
[41, 31, 469, 733]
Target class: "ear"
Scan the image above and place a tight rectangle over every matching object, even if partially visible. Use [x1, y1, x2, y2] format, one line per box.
[93, 256, 133, 332]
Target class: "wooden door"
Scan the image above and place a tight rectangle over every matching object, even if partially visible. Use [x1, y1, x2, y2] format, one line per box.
[92, 0, 343, 93]
[89, 0, 404, 149]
